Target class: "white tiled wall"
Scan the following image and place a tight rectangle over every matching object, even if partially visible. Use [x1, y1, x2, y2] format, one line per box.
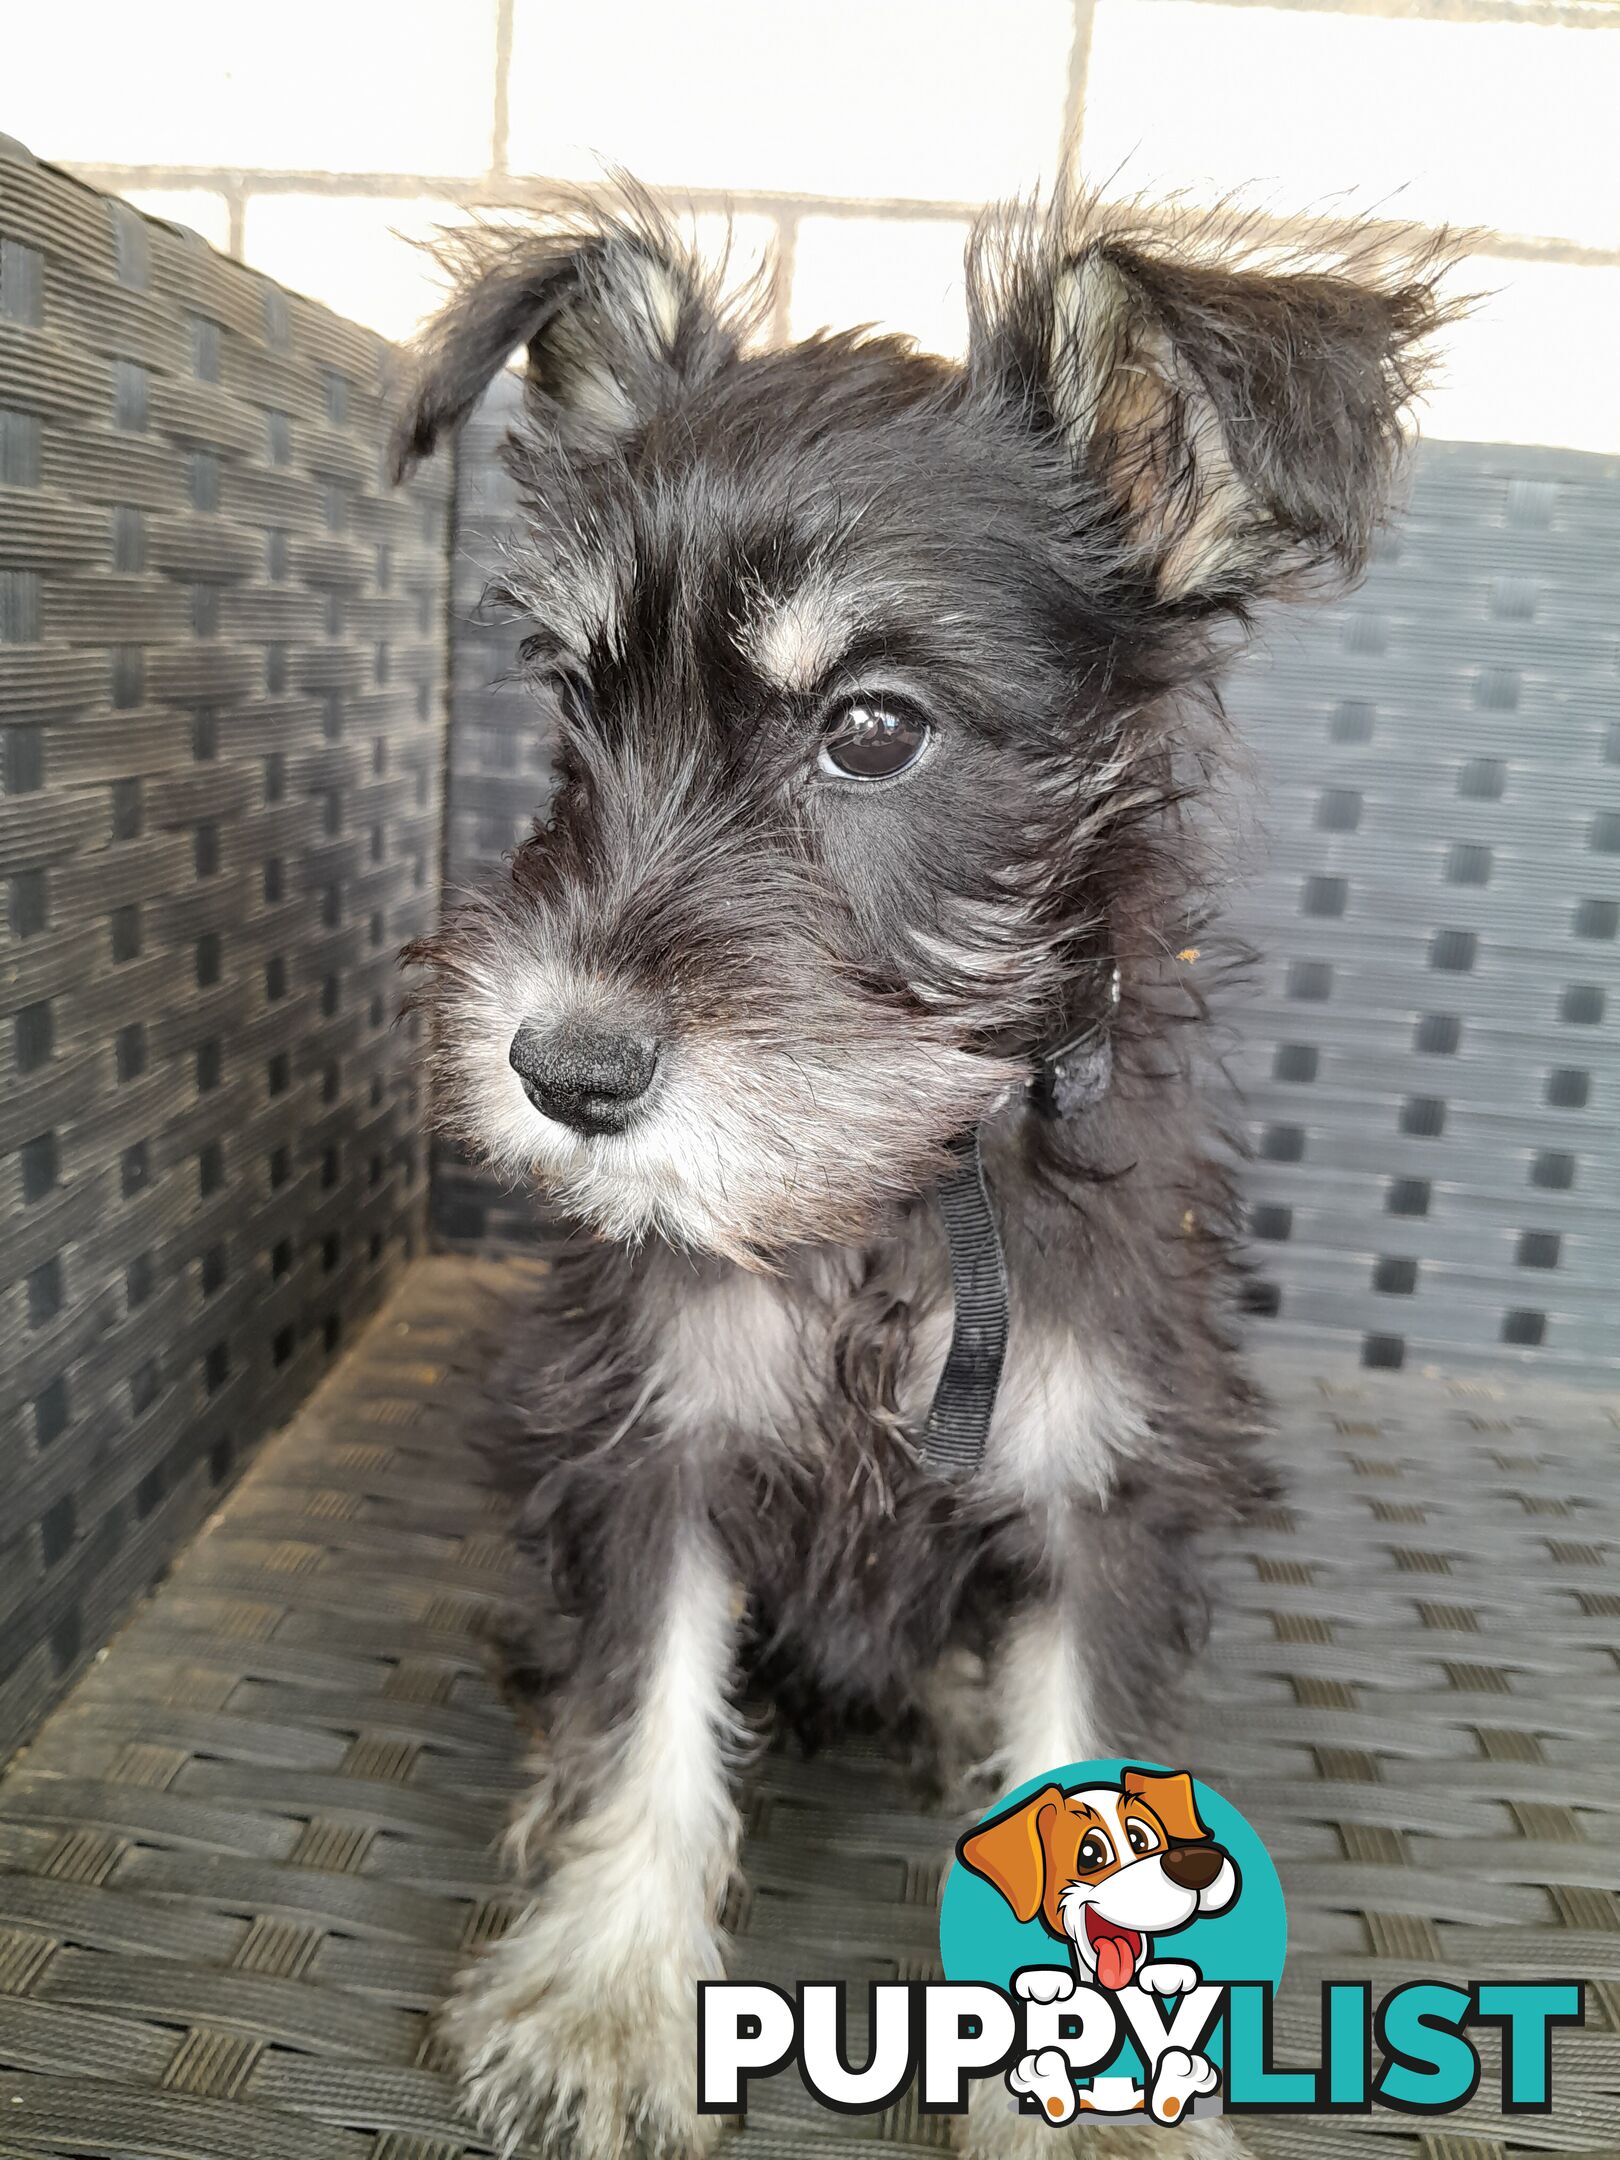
[4, 0, 1615, 452]
[790, 217, 976, 355]
[1082, 2, 1620, 252]
[12, 0, 499, 172]
[504, 0, 1076, 200]
[239, 195, 472, 336]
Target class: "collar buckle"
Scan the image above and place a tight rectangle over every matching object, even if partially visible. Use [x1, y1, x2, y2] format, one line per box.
[1033, 962, 1121, 1119]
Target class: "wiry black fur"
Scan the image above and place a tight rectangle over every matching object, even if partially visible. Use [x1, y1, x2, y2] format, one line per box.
[393, 178, 1457, 2156]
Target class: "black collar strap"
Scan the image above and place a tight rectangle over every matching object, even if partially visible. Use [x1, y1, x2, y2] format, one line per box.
[922, 963, 1121, 1478]
[922, 1130, 1010, 1477]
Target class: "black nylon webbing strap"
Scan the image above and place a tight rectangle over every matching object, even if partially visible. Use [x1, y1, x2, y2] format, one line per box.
[923, 1131, 1010, 1477]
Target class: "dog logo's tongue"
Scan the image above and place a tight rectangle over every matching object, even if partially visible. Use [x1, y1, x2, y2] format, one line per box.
[1084, 1906, 1143, 1990]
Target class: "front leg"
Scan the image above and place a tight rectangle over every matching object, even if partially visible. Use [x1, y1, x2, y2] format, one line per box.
[986, 1490, 1213, 1791]
[962, 1503, 1247, 2160]
[446, 1510, 742, 2160]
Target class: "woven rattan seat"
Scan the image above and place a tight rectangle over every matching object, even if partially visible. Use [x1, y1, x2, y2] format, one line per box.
[0, 1257, 1614, 2157]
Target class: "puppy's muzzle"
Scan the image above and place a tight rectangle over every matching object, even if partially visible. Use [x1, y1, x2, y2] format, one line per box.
[1160, 1843, 1226, 1893]
[509, 1021, 659, 1136]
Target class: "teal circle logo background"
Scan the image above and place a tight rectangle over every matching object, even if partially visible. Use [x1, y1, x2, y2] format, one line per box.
[939, 1761, 1286, 2077]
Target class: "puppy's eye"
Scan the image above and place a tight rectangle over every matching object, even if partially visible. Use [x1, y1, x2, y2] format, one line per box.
[1077, 1831, 1114, 1872]
[817, 696, 931, 781]
[1125, 1821, 1157, 1856]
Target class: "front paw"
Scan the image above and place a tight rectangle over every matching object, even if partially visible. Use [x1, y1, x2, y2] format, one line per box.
[1146, 2046, 1219, 2126]
[1014, 1964, 1076, 2004]
[1007, 2046, 1079, 2123]
[1135, 1960, 1200, 1997]
[443, 1907, 716, 2160]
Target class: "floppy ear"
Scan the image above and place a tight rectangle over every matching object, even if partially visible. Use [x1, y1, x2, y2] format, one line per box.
[1122, 1767, 1210, 1845]
[390, 201, 741, 479]
[957, 1784, 1061, 1924]
[967, 200, 1458, 607]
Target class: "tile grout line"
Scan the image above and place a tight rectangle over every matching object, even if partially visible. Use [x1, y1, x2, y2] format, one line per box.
[1061, 0, 1098, 174]
[770, 211, 798, 348]
[490, 0, 514, 181]
[89, 161, 1620, 275]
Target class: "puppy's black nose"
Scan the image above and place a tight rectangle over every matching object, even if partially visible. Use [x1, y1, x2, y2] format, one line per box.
[1161, 1842, 1226, 1893]
[509, 1022, 658, 1136]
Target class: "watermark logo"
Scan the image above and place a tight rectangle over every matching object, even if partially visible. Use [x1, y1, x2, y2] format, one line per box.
[699, 1758, 1582, 2128]
[942, 1760, 1283, 2124]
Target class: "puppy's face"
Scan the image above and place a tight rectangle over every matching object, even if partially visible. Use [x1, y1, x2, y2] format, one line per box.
[420, 345, 1076, 1264]
[959, 1769, 1239, 1989]
[398, 197, 1449, 1262]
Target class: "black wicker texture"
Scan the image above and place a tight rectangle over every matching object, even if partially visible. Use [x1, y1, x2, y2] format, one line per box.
[0, 139, 452, 1764]
[432, 377, 549, 1249]
[1224, 439, 1620, 1384]
[436, 396, 1619, 1384]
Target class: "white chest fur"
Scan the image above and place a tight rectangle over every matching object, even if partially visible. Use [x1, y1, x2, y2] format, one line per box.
[639, 1243, 1151, 1503]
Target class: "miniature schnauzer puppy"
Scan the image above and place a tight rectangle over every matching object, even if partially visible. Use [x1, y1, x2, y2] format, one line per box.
[393, 183, 1451, 2159]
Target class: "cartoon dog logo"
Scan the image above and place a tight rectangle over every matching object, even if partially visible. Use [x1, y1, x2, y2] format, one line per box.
[960, 1766, 1240, 1990]
[958, 1767, 1240, 2125]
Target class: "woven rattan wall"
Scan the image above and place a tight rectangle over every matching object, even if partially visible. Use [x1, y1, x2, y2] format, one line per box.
[0, 139, 452, 1763]
[1224, 439, 1619, 1383]
[432, 378, 546, 1248]
[436, 392, 1619, 1382]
